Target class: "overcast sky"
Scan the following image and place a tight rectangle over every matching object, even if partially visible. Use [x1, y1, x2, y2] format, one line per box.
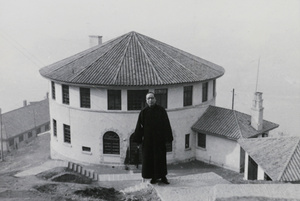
[0, 0, 299, 136]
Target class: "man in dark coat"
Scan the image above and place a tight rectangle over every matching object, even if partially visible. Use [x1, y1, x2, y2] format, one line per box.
[133, 92, 173, 184]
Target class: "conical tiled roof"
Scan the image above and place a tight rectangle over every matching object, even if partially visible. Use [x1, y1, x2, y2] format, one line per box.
[40, 31, 224, 86]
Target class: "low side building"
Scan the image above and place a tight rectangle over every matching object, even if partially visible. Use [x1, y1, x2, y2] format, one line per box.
[0, 99, 50, 153]
[192, 92, 279, 172]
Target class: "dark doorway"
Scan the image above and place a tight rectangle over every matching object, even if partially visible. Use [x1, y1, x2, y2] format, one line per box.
[129, 134, 142, 165]
[248, 156, 258, 180]
[240, 147, 245, 173]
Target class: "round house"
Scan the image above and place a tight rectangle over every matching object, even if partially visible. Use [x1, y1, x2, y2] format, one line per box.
[39, 31, 225, 166]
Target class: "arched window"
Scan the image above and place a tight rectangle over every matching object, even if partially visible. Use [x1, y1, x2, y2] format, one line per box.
[103, 132, 120, 154]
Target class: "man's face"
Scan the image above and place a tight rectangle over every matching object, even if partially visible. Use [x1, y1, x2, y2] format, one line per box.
[146, 93, 156, 107]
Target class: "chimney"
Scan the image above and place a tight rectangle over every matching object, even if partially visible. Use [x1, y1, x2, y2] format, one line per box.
[89, 35, 102, 47]
[23, 100, 27, 107]
[251, 92, 264, 130]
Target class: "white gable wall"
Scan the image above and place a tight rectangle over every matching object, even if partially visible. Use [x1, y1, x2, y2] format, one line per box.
[195, 134, 241, 172]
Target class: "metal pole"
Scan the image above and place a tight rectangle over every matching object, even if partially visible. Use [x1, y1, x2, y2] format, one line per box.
[0, 108, 3, 161]
[255, 57, 260, 92]
[232, 88, 235, 110]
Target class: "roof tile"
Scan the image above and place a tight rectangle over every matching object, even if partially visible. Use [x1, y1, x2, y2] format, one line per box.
[192, 105, 279, 140]
[238, 137, 300, 182]
[40, 31, 224, 86]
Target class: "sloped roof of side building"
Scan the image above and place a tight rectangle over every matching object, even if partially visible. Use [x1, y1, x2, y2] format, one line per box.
[2, 99, 50, 138]
[239, 137, 300, 182]
[39, 31, 225, 86]
[192, 105, 279, 140]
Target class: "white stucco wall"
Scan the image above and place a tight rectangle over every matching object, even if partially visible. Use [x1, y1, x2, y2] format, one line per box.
[257, 165, 265, 180]
[244, 152, 249, 180]
[195, 134, 241, 172]
[49, 80, 217, 165]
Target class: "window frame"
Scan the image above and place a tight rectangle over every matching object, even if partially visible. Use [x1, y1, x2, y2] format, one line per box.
[155, 88, 168, 108]
[127, 90, 148, 111]
[80, 87, 91, 108]
[62, 84, 70, 105]
[202, 82, 208, 102]
[51, 81, 56, 100]
[103, 131, 120, 154]
[185, 134, 190, 149]
[107, 90, 121, 110]
[53, 119, 57, 137]
[213, 80, 216, 97]
[82, 146, 91, 152]
[197, 133, 206, 149]
[183, 86, 193, 106]
[63, 124, 71, 144]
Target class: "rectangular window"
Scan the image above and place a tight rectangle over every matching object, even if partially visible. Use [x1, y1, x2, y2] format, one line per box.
[197, 133, 206, 148]
[9, 139, 14, 146]
[108, 90, 121, 110]
[127, 90, 148, 110]
[82, 146, 91, 152]
[80, 88, 91, 108]
[202, 82, 208, 102]
[155, 89, 168, 108]
[183, 86, 193, 106]
[62, 85, 69, 104]
[36, 127, 41, 134]
[28, 132, 32, 138]
[63, 124, 71, 144]
[51, 81, 56, 100]
[53, 119, 57, 137]
[213, 80, 216, 97]
[185, 134, 190, 149]
[19, 135, 24, 142]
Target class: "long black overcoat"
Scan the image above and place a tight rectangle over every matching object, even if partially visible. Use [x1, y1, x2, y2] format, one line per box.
[133, 104, 173, 179]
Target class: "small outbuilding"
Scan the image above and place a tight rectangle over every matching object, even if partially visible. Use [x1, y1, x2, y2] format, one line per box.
[239, 137, 300, 182]
[0, 98, 50, 153]
[192, 92, 279, 172]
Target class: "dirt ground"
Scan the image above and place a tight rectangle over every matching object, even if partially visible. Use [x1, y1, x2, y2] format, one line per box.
[0, 133, 280, 201]
[0, 133, 160, 200]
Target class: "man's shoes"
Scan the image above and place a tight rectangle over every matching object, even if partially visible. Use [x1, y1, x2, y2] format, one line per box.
[161, 176, 170, 184]
[150, 178, 157, 184]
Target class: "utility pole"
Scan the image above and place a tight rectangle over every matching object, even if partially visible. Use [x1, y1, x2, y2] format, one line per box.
[231, 88, 235, 110]
[0, 108, 3, 161]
